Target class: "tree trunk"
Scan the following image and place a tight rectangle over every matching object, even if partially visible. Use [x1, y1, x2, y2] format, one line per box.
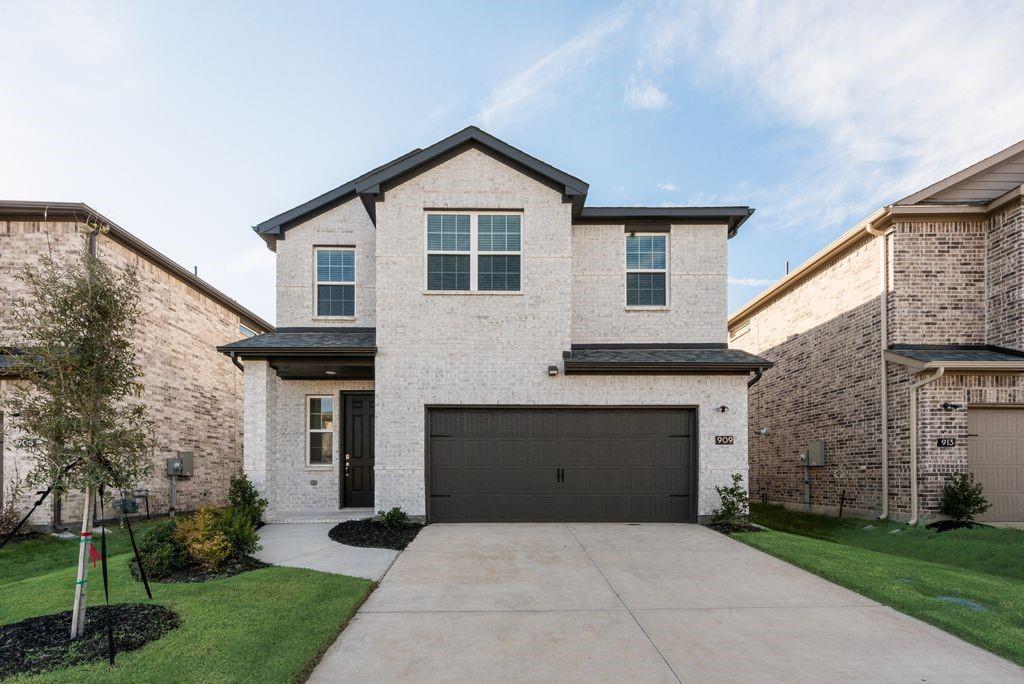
[70, 486, 93, 639]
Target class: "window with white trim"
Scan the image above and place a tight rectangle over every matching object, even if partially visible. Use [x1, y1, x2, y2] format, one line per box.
[626, 234, 668, 306]
[306, 396, 334, 466]
[314, 248, 355, 317]
[426, 213, 521, 292]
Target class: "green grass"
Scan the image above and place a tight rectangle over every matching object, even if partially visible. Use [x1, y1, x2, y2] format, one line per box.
[739, 504, 1024, 666]
[1, 525, 373, 682]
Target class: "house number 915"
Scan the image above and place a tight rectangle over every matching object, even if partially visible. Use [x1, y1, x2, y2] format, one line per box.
[715, 435, 735, 445]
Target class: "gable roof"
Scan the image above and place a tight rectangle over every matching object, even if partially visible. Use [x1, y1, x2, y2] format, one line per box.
[253, 126, 756, 248]
[897, 139, 1024, 206]
[0, 200, 273, 332]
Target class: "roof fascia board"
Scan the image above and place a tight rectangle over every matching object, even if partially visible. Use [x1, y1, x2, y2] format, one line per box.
[884, 350, 1024, 371]
[0, 201, 273, 332]
[216, 346, 377, 357]
[563, 362, 768, 375]
[896, 139, 1024, 206]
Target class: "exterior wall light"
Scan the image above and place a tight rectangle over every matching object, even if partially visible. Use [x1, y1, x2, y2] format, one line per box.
[942, 402, 963, 411]
[325, 370, 337, 376]
[716, 405, 729, 413]
[548, 365, 559, 376]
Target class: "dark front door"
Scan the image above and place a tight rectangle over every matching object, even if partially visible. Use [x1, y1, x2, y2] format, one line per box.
[427, 407, 696, 522]
[342, 392, 375, 508]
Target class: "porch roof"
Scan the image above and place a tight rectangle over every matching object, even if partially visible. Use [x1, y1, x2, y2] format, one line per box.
[217, 327, 376, 357]
[562, 344, 773, 374]
[885, 345, 1024, 371]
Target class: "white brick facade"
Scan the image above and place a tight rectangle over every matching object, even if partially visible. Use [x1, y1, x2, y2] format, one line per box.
[245, 146, 753, 520]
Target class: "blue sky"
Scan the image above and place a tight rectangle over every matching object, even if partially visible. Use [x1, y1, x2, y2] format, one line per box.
[3, 0, 1023, 323]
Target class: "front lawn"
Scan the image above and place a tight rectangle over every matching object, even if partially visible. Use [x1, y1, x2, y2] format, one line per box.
[1, 525, 372, 682]
[739, 504, 1024, 666]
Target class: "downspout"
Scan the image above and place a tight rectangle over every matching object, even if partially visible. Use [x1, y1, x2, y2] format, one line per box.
[229, 352, 244, 372]
[747, 367, 764, 388]
[909, 367, 944, 526]
[865, 218, 894, 519]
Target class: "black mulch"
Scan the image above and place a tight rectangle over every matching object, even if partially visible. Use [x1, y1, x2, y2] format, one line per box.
[0, 603, 180, 679]
[328, 519, 422, 550]
[705, 521, 762, 535]
[0, 531, 42, 546]
[131, 555, 269, 584]
[925, 520, 993, 533]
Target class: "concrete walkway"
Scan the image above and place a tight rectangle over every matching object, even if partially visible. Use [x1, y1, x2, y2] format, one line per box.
[255, 523, 397, 581]
[311, 523, 1023, 683]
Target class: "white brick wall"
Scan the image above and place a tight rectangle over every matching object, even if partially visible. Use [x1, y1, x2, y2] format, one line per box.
[275, 199, 376, 328]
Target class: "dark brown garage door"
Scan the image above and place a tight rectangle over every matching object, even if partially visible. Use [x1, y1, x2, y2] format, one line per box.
[427, 407, 696, 522]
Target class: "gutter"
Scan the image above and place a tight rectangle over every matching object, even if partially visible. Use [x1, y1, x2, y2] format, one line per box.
[865, 220, 895, 519]
[909, 367, 945, 526]
[228, 351, 243, 372]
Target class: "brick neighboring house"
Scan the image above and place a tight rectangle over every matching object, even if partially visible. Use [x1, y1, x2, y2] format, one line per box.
[220, 126, 771, 523]
[729, 140, 1024, 524]
[1, 201, 272, 529]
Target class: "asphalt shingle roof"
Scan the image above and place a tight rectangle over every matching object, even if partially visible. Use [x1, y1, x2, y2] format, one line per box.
[218, 328, 376, 353]
[563, 346, 772, 372]
[888, 345, 1024, 364]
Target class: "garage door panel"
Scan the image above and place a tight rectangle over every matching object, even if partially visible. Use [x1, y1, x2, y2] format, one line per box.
[428, 408, 695, 522]
[968, 407, 1024, 522]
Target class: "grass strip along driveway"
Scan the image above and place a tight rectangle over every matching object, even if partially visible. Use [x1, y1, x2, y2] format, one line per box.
[1, 523, 372, 683]
[738, 504, 1024, 667]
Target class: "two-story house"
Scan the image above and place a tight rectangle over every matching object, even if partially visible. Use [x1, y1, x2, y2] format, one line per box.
[220, 127, 771, 523]
[730, 140, 1024, 524]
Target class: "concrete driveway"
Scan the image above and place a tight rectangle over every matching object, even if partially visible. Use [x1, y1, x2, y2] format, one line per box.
[311, 524, 1023, 683]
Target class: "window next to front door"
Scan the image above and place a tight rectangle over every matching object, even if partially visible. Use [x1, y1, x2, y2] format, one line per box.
[314, 247, 356, 318]
[307, 395, 334, 467]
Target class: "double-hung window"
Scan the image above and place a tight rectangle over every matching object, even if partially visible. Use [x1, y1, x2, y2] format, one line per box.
[626, 234, 668, 306]
[307, 396, 334, 466]
[315, 248, 355, 317]
[426, 213, 521, 292]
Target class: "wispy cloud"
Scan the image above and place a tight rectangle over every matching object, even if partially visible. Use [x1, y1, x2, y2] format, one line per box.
[649, 0, 1024, 232]
[729, 276, 775, 287]
[656, 181, 677, 191]
[475, 5, 633, 128]
[625, 75, 670, 110]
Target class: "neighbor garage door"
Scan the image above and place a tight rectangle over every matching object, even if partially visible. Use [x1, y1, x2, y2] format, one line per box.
[427, 407, 695, 522]
[969, 407, 1024, 522]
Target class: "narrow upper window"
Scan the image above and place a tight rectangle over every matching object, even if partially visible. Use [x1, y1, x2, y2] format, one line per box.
[426, 213, 521, 292]
[307, 395, 334, 466]
[626, 234, 667, 306]
[315, 248, 355, 317]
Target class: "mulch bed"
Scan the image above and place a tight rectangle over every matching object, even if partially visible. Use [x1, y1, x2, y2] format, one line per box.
[925, 519, 992, 533]
[0, 531, 42, 546]
[705, 521, 763, 535]
[131, 555, 269, 584]
[328, 519, 422, 550]
[0, 603, 179, 679]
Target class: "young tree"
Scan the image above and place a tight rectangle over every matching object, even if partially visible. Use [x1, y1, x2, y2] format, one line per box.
[2, 239, 154, 638]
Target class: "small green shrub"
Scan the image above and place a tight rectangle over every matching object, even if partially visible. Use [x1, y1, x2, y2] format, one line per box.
[137, 519, 188, 578]
[939, 472, 991, 523]
[175, 508, 232, 572]
[217, 506, 261, 557]
[378, 507, 411, 529]
[712, 472, 750, 525]
[228, 472, 267, 528]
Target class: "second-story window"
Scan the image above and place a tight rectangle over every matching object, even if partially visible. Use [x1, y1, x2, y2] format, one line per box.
[626, 234, 668, 306]
[426, 213, 522, 292]
[315, 248, 356, 317]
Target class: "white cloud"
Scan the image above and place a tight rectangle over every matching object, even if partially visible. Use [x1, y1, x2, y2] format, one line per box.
[625, 76, 670, 110]
[476, 6, 633, 128]
[656, 181, 677, 191]
[649, 0, 1024, 232]
[729, 276, 775, 287]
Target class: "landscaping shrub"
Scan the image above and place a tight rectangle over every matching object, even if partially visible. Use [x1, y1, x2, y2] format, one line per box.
[712, 472, 750, 525]
[378, 507, 411, 529]
[217, 506, 261, 557]
[939, 472, 991, 523]
[137, 519, 189, 578]
[228, 473, 267, 528]
[174, 509, 232, 572]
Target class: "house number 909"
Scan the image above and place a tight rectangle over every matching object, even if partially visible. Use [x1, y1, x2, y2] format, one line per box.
[715, 435, 735, 445]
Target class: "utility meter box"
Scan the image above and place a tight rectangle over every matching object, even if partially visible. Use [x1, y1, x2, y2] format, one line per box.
[807, 439, 826, 467]
[165, 451, 194, 477]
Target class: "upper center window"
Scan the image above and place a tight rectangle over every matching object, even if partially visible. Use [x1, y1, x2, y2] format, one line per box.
[426, 213, 521, 292]
[315, 248, 356, 317]
[626, 234, 668, 306]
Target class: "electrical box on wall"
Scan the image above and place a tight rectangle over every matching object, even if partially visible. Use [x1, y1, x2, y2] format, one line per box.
[807, 440, 826, 467]
[165, 451, 194, 477]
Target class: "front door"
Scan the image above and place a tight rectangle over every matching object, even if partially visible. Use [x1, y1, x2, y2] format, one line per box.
[342, 392, 375, 508]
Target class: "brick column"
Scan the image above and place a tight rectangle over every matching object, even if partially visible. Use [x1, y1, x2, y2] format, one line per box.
[243, 359, 277, 509]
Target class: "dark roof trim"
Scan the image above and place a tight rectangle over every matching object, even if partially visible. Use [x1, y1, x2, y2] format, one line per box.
[889, 344, 1024, 356]
[220, 347, 376, 357]
[570, 343, 728, 350]
[275, 326, 376, 333]
[563, 362, 767, 375]
[0, 201, 273, 332]
[574, 207, 755, 238]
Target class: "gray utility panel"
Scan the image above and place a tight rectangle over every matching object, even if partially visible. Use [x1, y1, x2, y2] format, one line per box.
[427, 407, 696, 523]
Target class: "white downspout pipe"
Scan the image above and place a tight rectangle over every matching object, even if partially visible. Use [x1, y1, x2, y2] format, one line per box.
[909, 367, 944, 526]
[865, 221, 894, 519]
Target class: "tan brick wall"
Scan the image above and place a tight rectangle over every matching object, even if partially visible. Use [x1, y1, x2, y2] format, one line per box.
[1, 220, 258, 528]
[986, 201, 1024, 348]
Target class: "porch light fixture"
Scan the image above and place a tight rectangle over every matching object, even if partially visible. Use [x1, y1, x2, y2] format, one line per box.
[942, 402, 963, 411]
[548, 365, 559, 376]
[325, 370, 337, 376]
[716, 405, 729, 413]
